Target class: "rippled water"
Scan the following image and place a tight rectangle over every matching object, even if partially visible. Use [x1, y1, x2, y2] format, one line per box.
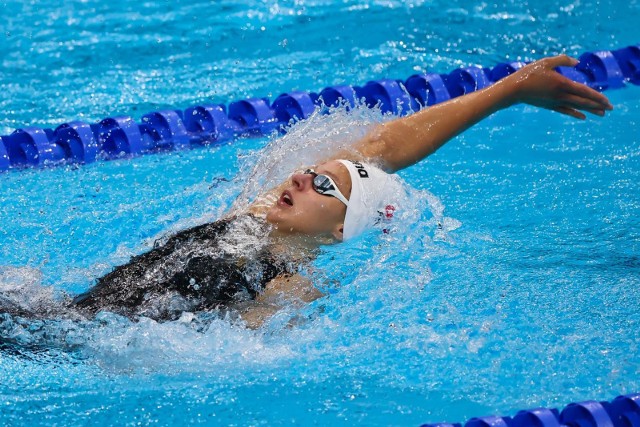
[1, 0, 640, 425]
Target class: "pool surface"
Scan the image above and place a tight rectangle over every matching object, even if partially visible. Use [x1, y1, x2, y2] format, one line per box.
[1, 0, 639, 425]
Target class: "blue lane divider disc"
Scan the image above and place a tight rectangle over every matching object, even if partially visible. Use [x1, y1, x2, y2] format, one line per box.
[94, 116, 144, 156]
[319, 85, 357, 108]
[612, 45, 640, 84]
[577, 50, 625, 90]
[140, 110, 191, 150]
[272, 91, 317, 123]
[465, 415, 512, 427]
[560, 401, 615, 427]
[359, 79, 414, 115]
[228, 98, 278, 135]
[419, 393, 640, 427]
[489, 61, 527, 81]
[405, 72, 451, 107]
[54, 121, 99, 164]
[445, 67, 492, 98]
[606, 394, 640, 427]
[183, 104, 238, 143]
[512, 408, 561, 427]
[4, 127, 65, 167]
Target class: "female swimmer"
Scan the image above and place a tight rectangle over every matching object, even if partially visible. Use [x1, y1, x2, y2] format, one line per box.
[3, 55, 614, 328]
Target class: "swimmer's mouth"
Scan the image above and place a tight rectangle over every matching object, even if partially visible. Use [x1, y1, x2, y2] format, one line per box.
[279, 191, 293, 207]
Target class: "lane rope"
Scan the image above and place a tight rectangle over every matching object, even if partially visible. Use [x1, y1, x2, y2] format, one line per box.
[1, 44, 637, 172]
[421, 393, 640, 427]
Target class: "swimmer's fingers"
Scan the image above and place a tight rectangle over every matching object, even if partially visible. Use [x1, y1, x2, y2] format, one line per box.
[564, 79, 614, 111]
[553, 106, 587, 120]
[544, 54, 579, 69]
[553, 105, 606, 119]
[558, 93, 611, 115]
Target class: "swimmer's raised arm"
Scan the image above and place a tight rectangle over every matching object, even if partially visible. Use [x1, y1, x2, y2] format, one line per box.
[345, 55, 614, 173]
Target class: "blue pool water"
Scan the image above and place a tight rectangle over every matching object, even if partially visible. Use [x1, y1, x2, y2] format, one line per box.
[1, 0, 640, 425]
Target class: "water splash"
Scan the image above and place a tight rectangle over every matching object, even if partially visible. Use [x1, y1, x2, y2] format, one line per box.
[232, 100, 391, 211]
[0, 266, 71, 319]
[0, 101, 457, 378]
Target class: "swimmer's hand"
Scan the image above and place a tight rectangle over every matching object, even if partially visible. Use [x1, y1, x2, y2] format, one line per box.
[503, 55, 614, 119]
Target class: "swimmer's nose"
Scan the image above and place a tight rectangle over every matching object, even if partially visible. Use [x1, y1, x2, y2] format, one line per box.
[291, 172, 313, 191]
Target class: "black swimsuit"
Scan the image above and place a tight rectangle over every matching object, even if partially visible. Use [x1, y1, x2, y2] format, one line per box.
[71, 215, 289, 321]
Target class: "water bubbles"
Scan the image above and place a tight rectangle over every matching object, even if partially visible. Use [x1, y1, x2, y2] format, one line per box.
[188, 278, 200, 291]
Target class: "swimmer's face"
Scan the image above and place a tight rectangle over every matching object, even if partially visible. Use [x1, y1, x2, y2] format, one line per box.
[266, 160, 351, 241]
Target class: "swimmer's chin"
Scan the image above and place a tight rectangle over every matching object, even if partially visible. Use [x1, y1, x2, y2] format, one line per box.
[264, 207, 280, 227]
[264, 206, 294, 232]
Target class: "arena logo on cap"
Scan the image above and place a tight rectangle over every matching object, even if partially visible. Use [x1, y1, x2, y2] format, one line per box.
[352, 161, 369, 178]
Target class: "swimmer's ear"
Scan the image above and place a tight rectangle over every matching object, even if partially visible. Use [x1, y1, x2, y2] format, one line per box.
[332, 224, 344, 241]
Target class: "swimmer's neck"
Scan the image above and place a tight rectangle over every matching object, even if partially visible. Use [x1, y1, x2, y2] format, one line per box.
[221, 209, 335, 259]
[267, 226, 339, 248]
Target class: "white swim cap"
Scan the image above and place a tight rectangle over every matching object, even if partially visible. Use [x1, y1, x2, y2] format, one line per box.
[337, 159, 401, 240]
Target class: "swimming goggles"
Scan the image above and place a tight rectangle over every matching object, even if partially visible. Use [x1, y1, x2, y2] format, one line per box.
[304, 169, 350, 206]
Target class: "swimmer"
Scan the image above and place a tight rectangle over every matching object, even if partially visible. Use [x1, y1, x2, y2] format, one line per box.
[3, 55, 614, 328]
